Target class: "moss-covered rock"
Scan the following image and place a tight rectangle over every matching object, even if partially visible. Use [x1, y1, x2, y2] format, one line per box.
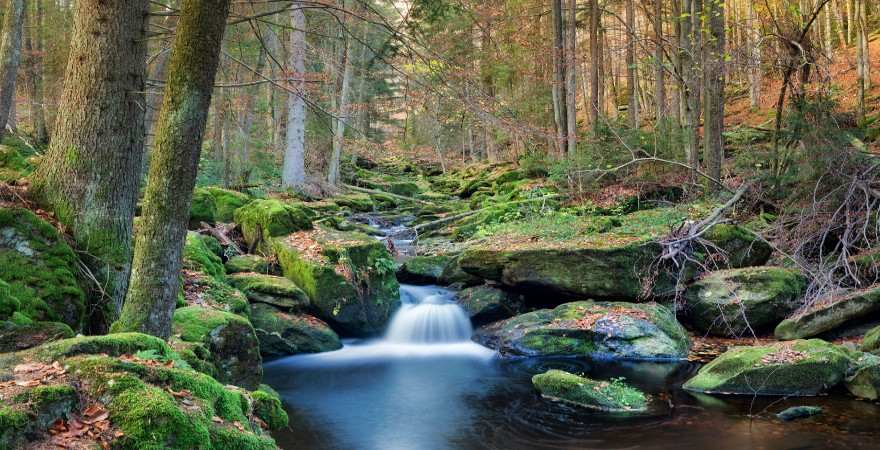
[532, 369, 648, 412]
[206, 186, 252, 223]
[389, 182, 420, 197]
[225, 254, 279, 275]
[397, 255, 451, 284]
[332, 193, 375, 212]
[459, 219, 769, 301]
[172, 306, 262, 390]
[250, 303, 341, 357]
[234, 199, 314, 252]
[0, 333, 175, 370]
[228, 273, 309, 310]
[438, 255, 483, 287]
[252, 385, 288, 431]
[682, 339, 851, 395]
[0, 144, 30, 182]
[474, 300, 689, 360]
[862, 324, 880, 353]
[181, 270, 250, 316]
[0, 207, 86, 329]
[455, 284, 524, 326]
[1, 383, 78, 448]
[183, 232, 226, 281]
[0, 320, 74, 352]
[189, 187, 218, 229]
[775, 285, 880, 340]
[845, 352, 880, 399]
[272, 227, 400, 336]
[684, 267, 806, 336]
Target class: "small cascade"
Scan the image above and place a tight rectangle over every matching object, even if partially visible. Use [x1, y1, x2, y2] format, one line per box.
[351, 213, 417, 256]
[384, 285, 473, 343]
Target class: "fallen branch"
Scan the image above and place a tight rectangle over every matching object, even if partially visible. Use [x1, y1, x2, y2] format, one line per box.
[198, 221, 243, 255]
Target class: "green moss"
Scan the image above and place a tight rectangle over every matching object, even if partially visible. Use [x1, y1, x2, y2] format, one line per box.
[776, 286, 880, 340]
[35, 333, 173, 361]
[0, 144, 31, 182]
[532, 370, 648, 412]
[397, 255, 450, 284]
[332, 193, 375, 212]
[234, 199, 314, 251]
[0, 279, 20, 319]
[205, 187, 252, 223]
[183, 232, 226, 280]
[0, 320, 75, 352]
[250, 303, 341, 356]
[251, 385, 289, 431]
[190, 187, 218, 228]
[182, 271, 250, 316]
[173, 306, 250, 343]
[228, 273, 309, 310]
[0, 406, 29, 448]
[389, 182, 420, 197]
[682, 339, 851, 396]
[10, 311, 32, 325]
[864, 325, 880, 353]
[0, 207, 86, 329]
[225, 255, 277, 275]
[13, 384, 77, 406]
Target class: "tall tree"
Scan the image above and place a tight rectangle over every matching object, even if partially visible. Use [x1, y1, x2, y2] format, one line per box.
[327, 35, 354, 185]
[703, 0, 725, 186]
[625, 0, 639, 127]
[117, 0, 231, 338]
[23, 0, 47, 143]
[589, 0, 600, 127]
[565, 0, 577, 155]
[680, 0, 700, 181]
[282, 4, 307, 189]
[31, 0, 149, 326]
[0, 0, 24, 133]
[552, 0, 567, 154]
[654, 0, 666, 120]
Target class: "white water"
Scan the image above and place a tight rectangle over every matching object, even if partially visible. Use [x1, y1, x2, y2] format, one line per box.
[264, 284, 495, 369]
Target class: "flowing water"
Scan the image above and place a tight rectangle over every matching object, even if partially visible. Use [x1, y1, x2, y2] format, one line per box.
[263, 284, 880, 450]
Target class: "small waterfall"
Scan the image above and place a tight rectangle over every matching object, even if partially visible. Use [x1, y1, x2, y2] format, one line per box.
[385, 285, 473, 343]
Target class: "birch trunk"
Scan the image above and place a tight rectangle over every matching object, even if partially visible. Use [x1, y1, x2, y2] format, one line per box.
[282, 5, 307, 188]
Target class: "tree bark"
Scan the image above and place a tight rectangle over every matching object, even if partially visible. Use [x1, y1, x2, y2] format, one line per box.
[282, 4, 307, 189]
[551, 0, 567, 154]
[589, 0, 599, 127]
[747, 0, 762, 109]
[22, 0, 47, 144]
[565, 0, 577, 155]
[31, 0, 149, 326]
[654, 0, 666, 121]
[327, 35, 354, 185]
[117, 0, 231, 338]
[236, 46, 266, 184]
[626, 0, 639, 128]
[681, 0, 700, 181]
[0, 0, 24, 134]
[855, 0, 866, 122]
[702, 0, 725, 188]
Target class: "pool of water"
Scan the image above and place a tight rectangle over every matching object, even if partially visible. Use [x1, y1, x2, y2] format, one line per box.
[263, 344, 880, 450]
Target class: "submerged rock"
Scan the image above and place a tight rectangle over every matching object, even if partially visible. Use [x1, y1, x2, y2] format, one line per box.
[776, 406, 822, 421]
[459, 217, 770, 301]
[250, 303, 341, 357]
[474, 300, 689, 360]
[172, 306, 262, 390]
[774, 285, 880, 340]
[455, 284, 525, 326]
[682, 339, 851, 396]
[684, 266, 805, 336]
[228, 272, 309, 310]
[272, 227, 400, 336]
[234, 199, 314, 251]
[532, 369, 648, 412]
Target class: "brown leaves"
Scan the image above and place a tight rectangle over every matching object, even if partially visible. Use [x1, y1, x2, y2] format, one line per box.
[47, 403, 117, 449]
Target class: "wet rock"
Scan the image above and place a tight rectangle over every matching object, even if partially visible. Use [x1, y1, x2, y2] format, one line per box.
[845, 352, 880, 400]
[228, 272, 309, 310]
[249, 303, 341, 357]
[272, 227, 400, 336]
[682, 339, 851, 396]
[397, 255, 451, 284]
[171, 306, 262, 390]
[684, 267, 806, 336]
[774, 285, 880, 340]
[776, 406, 822, 421]
[474, 300, 689, 360]
[455, 284, 525, 326]
[0, 208, 86, 329]
[532, 369, 648, 412]
[234, 199, 314, 251]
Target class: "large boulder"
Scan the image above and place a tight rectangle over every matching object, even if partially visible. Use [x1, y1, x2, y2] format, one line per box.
[774, 285, 880, 340]
[250, 303, 341, 357]
[225, 254, 280, 275]
[684, 267, 806, 336]
[188, 187, 217, 228]
[0, 319, 74, 353]
[459, 219, 770, 301]
[205, 186, 252, 222]
[272, 227, 400, 336]
[171, 306, 262, 389]
[228, 272, 309, 310]
[0, 208, 85, 329]
[532, 369, 648, 412]
[474, 300, 689, 360]
[397, 255, 450, 284]
[180, 270, 250, 316]
[862, 324, 880, 353]
[455, 284, 525, 326]
[234, 199, 314, 251]
[182, 232, 226, 280]
[682, 339, 851, 396]
[845, 352, 880, 399]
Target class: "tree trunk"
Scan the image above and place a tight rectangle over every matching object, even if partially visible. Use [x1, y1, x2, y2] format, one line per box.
[31, 0, 149, 327]
[747, 0, 762, 109]
[654, 0, 666, 121]
[236, 46, 266, 184]
[22, 0, 47, 144]
[565, 0, 577, 155]
[0, 0, 24, 133]
[626, 0, 639, 128]
[589, 0, 599, 128]
[832, 0, 846, 48]
[282, 4, 307, 189]
[681, 0, 700, 181]
[551, 0, 567, 154]
[855, 0, 866, 122]
[327, 37, 354, 185]
[703, 0, 725, 187]
[117, 0, 231, 338]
